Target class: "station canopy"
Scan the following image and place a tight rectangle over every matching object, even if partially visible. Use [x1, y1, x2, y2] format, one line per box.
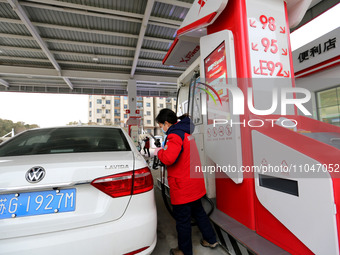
[0, 0, 332, 97]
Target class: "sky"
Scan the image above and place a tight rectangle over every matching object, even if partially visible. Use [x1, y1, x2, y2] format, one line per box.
[0, 3, 339, 128]
[0, 92, 88, 128]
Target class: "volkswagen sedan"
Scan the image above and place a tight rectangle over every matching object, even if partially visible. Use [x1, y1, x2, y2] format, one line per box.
[0, 126, 157, 255]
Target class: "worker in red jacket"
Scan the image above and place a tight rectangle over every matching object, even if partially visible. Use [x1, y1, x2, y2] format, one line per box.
[143, 136, 150, 157]
[155, 109, 218, 255]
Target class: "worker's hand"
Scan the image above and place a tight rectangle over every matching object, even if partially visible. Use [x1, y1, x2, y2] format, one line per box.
[154, 147, 162, 156]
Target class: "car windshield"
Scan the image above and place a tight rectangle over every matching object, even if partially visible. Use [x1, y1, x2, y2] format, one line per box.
[0, 127, 131, 157]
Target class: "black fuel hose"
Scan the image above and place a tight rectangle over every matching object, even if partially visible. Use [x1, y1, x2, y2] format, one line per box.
[160, 180, 175, 219]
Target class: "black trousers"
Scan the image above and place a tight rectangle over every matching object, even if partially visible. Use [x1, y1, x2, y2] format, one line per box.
[143, 147, 150, 157]
[172, 197, 217, 255]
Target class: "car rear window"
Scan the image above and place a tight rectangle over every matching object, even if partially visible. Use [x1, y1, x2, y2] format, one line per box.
[0, 127, 131, 157]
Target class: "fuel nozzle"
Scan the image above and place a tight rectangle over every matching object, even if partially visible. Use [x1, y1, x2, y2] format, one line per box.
[154, 138, 161, 148]
[152, 139, 163, 169]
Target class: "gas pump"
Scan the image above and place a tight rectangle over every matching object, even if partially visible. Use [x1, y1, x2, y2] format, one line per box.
[126, 79, 143, 150]
[126, 116, 142, 149]
[145, 132, 161, 170]
[163, 0, 340, 254]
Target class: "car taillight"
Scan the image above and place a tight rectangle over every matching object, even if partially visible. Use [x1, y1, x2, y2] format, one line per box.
[91, 167, 153, 198]
[132, 167, 153, 195]
[91, 171, 133, 198]
[123, 246, 149, 255]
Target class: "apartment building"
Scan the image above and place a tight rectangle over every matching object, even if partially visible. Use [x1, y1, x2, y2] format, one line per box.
[88, 95, 176, 134]
[143, 97, 154, 134]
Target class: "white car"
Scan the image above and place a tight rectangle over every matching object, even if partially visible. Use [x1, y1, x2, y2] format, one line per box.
[0, 126, 157, 255]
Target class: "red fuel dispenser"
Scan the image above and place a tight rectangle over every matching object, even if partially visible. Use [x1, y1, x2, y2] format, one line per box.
[163, 0, 340, 254]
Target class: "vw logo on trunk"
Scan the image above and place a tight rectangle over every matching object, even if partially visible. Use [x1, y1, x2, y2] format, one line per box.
[26, 167, 46, 183]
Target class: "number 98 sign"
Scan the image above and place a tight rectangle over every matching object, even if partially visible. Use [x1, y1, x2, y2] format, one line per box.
[260, 15, 276, 31]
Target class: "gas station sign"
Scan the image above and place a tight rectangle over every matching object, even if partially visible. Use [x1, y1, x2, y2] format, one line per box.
[293, 27, 339, 78]
[247, 0, 291, 79]
[246, 0, 295, 115]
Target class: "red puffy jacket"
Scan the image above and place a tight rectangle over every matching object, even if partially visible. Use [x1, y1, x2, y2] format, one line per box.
[157, 117, 206, 205]
[143, 137, 150, 148]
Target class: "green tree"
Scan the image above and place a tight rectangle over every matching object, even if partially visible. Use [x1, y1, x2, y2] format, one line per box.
[67, 121, 79, 126]
[0, 118, 39, 137]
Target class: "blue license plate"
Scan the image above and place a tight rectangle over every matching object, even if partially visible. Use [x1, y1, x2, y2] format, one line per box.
[0, 189, 76, 219]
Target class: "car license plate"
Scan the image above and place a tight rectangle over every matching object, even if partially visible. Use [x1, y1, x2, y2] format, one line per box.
[0, 189, 76, 219]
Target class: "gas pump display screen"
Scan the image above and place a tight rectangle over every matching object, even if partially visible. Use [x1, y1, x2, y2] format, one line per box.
[204, 41, 227, 83]
[204, 41, 230, 125]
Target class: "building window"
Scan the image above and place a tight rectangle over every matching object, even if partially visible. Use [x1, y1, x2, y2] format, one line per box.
[114, 109, 120, 115]
[124, 104, 128, 109]
[317, 86, 340, 126]
[146, 102, 151, 107]
[106, 100, 111, 104]
[124, 96, 128, 100]
[97, 119, 102, 123]
[147, 120, 151, 124]
[160, 104, 164, 108]
[106, 119, 111, 124]
[146, 111, 151, 116]
[89, 111, 92, 117]
[106, 109, 110, 114]
[124, 114, 128, 118]
[89, 101, 92, 107]
[97, 99, 102, 104]
[114, 99, 120, 107]
[97, 109, 102, 114]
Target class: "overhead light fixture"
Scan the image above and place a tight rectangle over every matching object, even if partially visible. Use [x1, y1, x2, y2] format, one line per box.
[0, 50, 3, 53]
[92, 57, 99, 62]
